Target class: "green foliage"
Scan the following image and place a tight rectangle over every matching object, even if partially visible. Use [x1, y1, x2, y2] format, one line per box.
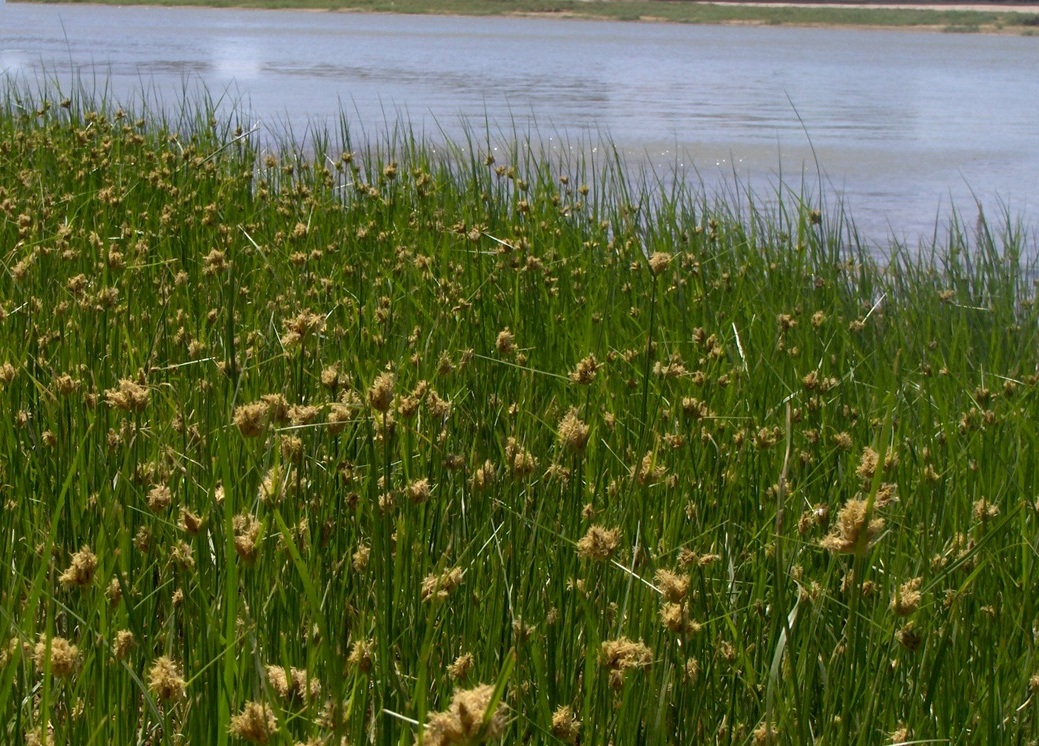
[1, 82, 1038, 745]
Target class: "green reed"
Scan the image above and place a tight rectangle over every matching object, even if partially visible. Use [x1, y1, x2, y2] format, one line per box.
[1, 81, 1038, 745]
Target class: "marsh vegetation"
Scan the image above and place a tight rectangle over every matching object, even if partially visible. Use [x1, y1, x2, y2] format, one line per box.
[1, 84, 1039, 745]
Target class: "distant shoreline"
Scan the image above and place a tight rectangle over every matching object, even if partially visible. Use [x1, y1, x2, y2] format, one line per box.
[705, 0, 1039, 13]
[10, 0, 1039, 33]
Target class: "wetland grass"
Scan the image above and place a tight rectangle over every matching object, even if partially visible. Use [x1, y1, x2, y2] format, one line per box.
[1, 83, 1039, 744]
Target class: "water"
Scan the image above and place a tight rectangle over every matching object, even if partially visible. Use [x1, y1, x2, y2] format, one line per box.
[2, 2, 1038, 244]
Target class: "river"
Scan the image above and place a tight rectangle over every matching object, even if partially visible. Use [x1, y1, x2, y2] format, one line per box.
[2, 2, 1038, 245]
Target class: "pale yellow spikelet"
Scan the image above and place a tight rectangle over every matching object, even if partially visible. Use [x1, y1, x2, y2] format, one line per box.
[326, 401, 354, 434]
[406, 477, 432, 505]
[352, 544, 370, 572]
[368, 371, 395, 413]
[202, 248, 228, 275]
[54, 373, 80, 396]
[856, 446, 879, 482]
[820, 498, 884, 555]
[0, 362, 17, 386]
[654, 569, 688, 602]
[288, 404, 321, 426]
[33, 635, 79, 678]
[647, 251, 672, 275]
[569, 354, 600, 385]
[113, 630, 135, 660]
[557, 408, 590, 454]
[233, 512, 262, 563]
[601, 637, 652, 688]
[104, 378, 150, 412]
[180, 508, 204, 535]
[890, 577, 923, 617]
[505, 437, 537, 478]
[447, 653, 474, 681]
[233, 402, 269, 438]
[420, 683, 505, 746]
[106, 577, 123, 606]
[601, 637, 652, 668]
[266, 664, 291, 699]
[347, 639, 374, 674]
[469, 460, 496, 492]
[170, 544, 195, 573]
[229, 701, 278, 743]
[494, 328, 516, 356]
[550, 705, 581, 744]
[282, 434, 306, 463]
[634, 452, 665, 485]
[258, 464, 293, 504]
[421, 567, 463, 603]
[289, 667, 321, 701]
[752, 720, 776, 745]
[425, 390, 453, 420]
[320, 363, 340, 390]
[660, 603, 701, 636]
[576, 525, 621, 561]
[972, 497, 1000, 523]
[280, 309, 326, 347]
[260, 394, 290, 425]
[23, 727, 55, 746]
[147, 483, 172, 512]
[147, 655, 186, 702]
[59, 545, 97, 588]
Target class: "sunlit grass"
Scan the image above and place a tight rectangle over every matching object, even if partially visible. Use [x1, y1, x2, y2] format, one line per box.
[1, 81, 1039, 745]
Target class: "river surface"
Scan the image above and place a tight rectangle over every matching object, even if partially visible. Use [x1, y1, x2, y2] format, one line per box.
[2, 3, 1038, 245]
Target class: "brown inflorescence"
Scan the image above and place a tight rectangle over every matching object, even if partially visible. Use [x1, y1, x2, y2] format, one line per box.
[228, 701, 278, 743]
[820, 498, 884, 555]
[59, 545, 97, 589]
[654, 569, 689, 602]
[550, 705, 581, 744]
[147, 483, 173, 512]
[368, 371, 396, 413]
[576, 525, 621, 561]
[406, 477, 432, 505]
[421, 566, 464, 603]
[601, 637, 653, 689]
[33, 635, 80, 678]
[233, 512, 262, 563]
[448, 653, 474, 681]
[569, 354, 600, 385]
[890, 577, 923, 617]
[266, 664, 321, 701]
[419, 683, 506, 746]
[233, 401, 269, 438]
[557, 408, 590, 454]
[648, 251, 672, 275]
[104, 378, 150, 412]
[147, 656, 186, 702]
[494, 328, 516, 356]
[113, 630, 135, 660]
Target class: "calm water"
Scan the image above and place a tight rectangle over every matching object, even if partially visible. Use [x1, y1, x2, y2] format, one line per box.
[2, 3, 1038, 243]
